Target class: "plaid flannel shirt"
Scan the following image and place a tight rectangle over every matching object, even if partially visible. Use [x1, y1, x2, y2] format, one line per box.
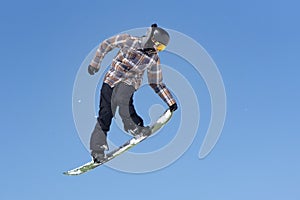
[90, 34, 176, 106]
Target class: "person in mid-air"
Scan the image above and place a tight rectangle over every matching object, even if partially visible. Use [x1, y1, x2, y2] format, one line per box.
[88, 24, 178, 163]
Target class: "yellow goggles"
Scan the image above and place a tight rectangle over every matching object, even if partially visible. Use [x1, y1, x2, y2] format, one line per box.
[154, 41, 166, 51]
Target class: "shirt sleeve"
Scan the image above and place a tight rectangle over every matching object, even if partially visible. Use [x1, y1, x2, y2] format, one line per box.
[147, 58, 176, 106]
[90, 34, 130, 68]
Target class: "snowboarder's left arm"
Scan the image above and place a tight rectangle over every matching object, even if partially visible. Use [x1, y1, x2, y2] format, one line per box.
[147, 59, 177, 110]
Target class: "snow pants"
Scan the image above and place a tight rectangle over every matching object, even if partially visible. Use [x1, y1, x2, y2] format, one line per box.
[90, 82, 144, 151]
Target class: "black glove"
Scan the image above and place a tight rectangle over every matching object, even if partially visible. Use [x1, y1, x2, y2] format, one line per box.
[169, 103, 178, 112]
[88, 65, 99, 75]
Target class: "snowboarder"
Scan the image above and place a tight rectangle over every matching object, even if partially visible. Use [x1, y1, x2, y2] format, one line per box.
[88, 24, 178, 163]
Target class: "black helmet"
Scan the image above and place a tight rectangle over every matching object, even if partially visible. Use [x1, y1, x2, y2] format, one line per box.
[142, 24, 170, 51]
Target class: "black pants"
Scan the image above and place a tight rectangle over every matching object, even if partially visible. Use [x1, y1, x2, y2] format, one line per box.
[90, 82, 143, 151]
[98, 82, 144, 131]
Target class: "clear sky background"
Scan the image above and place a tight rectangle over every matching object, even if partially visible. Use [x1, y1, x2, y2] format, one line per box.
[1, 0, 299, 199]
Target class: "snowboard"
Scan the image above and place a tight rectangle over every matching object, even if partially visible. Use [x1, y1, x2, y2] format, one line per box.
[63, 109, 173, 176]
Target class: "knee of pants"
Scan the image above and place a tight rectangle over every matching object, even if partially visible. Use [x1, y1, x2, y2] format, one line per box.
[114, 94, 131, 107]
[112, 83, 135, 105]
[97, 110, 113, 132]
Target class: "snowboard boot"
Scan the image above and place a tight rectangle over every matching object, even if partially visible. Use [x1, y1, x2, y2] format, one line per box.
[91, 145, 108, 163]
[128, 125, 151, 136]
[90, 122, 109, 163]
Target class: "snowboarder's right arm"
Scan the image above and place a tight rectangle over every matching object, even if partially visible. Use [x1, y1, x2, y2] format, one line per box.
[147, 59, 177, 110]
[88, 34, 130, 75]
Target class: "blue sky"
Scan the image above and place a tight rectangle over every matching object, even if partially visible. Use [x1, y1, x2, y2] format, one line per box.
[1, 0, 300, 199]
